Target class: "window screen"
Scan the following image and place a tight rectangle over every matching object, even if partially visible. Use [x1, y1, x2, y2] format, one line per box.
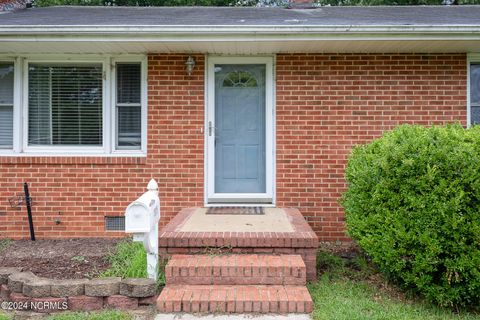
[116, 63, 141, 150]
[0, 62, 14, 149]
[471, 64, 480, 125]
[28, 64, 103, 146]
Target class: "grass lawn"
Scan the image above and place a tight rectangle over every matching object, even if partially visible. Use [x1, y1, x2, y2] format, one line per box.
[47, 310, 132, 320]
[0, 305, 148, 320]
[101, 238, 165, 289]
[0, 310, 132, 320]
[310, 250, 480, 320]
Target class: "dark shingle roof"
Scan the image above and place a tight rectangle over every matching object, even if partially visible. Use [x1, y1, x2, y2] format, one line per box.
[0, 5, 479, 27]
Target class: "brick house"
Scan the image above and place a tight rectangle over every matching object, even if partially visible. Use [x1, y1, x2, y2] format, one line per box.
[0, 4, 479, 244]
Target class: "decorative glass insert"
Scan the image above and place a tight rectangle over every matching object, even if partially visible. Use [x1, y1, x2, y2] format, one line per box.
[28, 63, 103, 146]
[116, 63, 141, 149]
[0, 62, 14, 149]
[471, 64, 480, 125]
[222, 71, 258, 88]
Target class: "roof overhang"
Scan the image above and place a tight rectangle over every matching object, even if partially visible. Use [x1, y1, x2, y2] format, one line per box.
[1, 25, 480, 54]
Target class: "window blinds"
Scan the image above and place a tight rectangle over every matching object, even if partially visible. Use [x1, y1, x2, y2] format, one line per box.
[116, 63, 141, 149]
[0, 63, 14, 149]
[28, 64, 103, 146]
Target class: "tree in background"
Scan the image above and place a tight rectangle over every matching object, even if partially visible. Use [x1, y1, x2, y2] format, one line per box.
[33, 0, 480, 7]
[315, 0, 479, 5]
[33, 0, 234, 6]
[32, 0, 288, 6]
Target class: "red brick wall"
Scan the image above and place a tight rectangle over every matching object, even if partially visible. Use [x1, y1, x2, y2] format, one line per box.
[275, 53, 467, 242]
[0, 53, 467, 242]
[0, 54, 205, 239]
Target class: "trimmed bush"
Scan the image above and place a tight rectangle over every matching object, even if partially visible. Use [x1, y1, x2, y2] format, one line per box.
[342, 124, 480, 308]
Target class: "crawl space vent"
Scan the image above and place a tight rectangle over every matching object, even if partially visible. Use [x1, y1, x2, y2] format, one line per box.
[105, 216, 125, 231]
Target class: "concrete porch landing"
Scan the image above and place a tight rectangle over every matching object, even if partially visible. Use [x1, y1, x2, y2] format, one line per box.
[179, 208, 294, 233]
[158, 208, 319, 281]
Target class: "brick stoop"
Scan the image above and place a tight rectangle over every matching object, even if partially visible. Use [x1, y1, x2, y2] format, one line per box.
[157, 285, 313, 314]
[159, 208, 319, 281]
[157, 254, 314, 314]
[165, 254, 306, 286]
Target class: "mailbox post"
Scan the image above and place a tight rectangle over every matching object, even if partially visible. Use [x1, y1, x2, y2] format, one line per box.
[125, 179, 160, 281]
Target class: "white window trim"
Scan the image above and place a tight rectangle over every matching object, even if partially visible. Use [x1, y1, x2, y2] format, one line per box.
[0, 57, 20, 155]
[110, 56, 148, 155]
[23, 57, 109, 154]
[204, 55, 276, 205]
[0, 54, 147, 156]
[467, 53, 480, 128]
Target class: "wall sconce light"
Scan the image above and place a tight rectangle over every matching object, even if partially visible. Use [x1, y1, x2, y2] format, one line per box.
[185, 56, 196, 76]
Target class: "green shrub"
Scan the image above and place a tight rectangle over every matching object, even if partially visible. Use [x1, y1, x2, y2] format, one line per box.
[342, 124, 480, 308]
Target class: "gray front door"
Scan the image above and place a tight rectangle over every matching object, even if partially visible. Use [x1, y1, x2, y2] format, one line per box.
[214, 64, 266, 194]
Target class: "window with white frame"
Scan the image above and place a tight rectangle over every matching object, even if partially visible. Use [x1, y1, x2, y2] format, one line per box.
[471, 63, 480, 126]
[28, 63, 103, 146]
[0, 56, 146, 155]
[0, 62, 14, 149]
[116, 63, 141, 150]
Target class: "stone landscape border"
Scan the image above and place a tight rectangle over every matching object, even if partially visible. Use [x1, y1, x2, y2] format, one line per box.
[0, 267, 158, 314]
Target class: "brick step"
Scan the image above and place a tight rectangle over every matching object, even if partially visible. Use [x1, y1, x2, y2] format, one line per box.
[165, 254, 306, 285]
[156, 285, 313, 314]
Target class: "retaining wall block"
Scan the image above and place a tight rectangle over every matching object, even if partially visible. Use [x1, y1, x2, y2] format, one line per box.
[0, 267, 20, 285]
[30, 297, 68, 313]
[67, 295, 104, 311]
[9, 292, 31, 305]
[51, 279, 88, 297]
[120, 278, 156, 298]
[85, 277, 121, 297]
[0, 284, 11, 301]
[104, 295, 139, 310]
[8, 271, 36, 293]
[22, 278, 52, 298]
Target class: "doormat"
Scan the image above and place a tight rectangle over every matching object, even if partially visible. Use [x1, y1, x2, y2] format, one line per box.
[205, 207, 265, 215]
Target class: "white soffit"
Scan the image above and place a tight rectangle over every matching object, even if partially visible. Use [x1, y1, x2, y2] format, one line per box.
[1, 25, 480, 54]
[1, 39, 480, 54]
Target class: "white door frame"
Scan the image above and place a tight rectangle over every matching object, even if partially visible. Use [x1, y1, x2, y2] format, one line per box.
[205, 56, 275, 205]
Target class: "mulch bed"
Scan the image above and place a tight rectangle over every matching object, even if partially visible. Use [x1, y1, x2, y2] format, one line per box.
[0, 238, 122, 279]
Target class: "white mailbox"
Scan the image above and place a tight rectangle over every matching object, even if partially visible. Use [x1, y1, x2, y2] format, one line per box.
[125, 200, 152, 233]
[125, 179, 160, 281]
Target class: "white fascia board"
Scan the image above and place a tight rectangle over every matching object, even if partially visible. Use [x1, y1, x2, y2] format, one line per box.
[1, 32, 480, 44]
[1, 25, 480, 46]
[1, 24, 480, 36]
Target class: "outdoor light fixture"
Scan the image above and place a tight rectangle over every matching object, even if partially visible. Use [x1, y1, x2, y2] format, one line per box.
[185, 56, 196, 75]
